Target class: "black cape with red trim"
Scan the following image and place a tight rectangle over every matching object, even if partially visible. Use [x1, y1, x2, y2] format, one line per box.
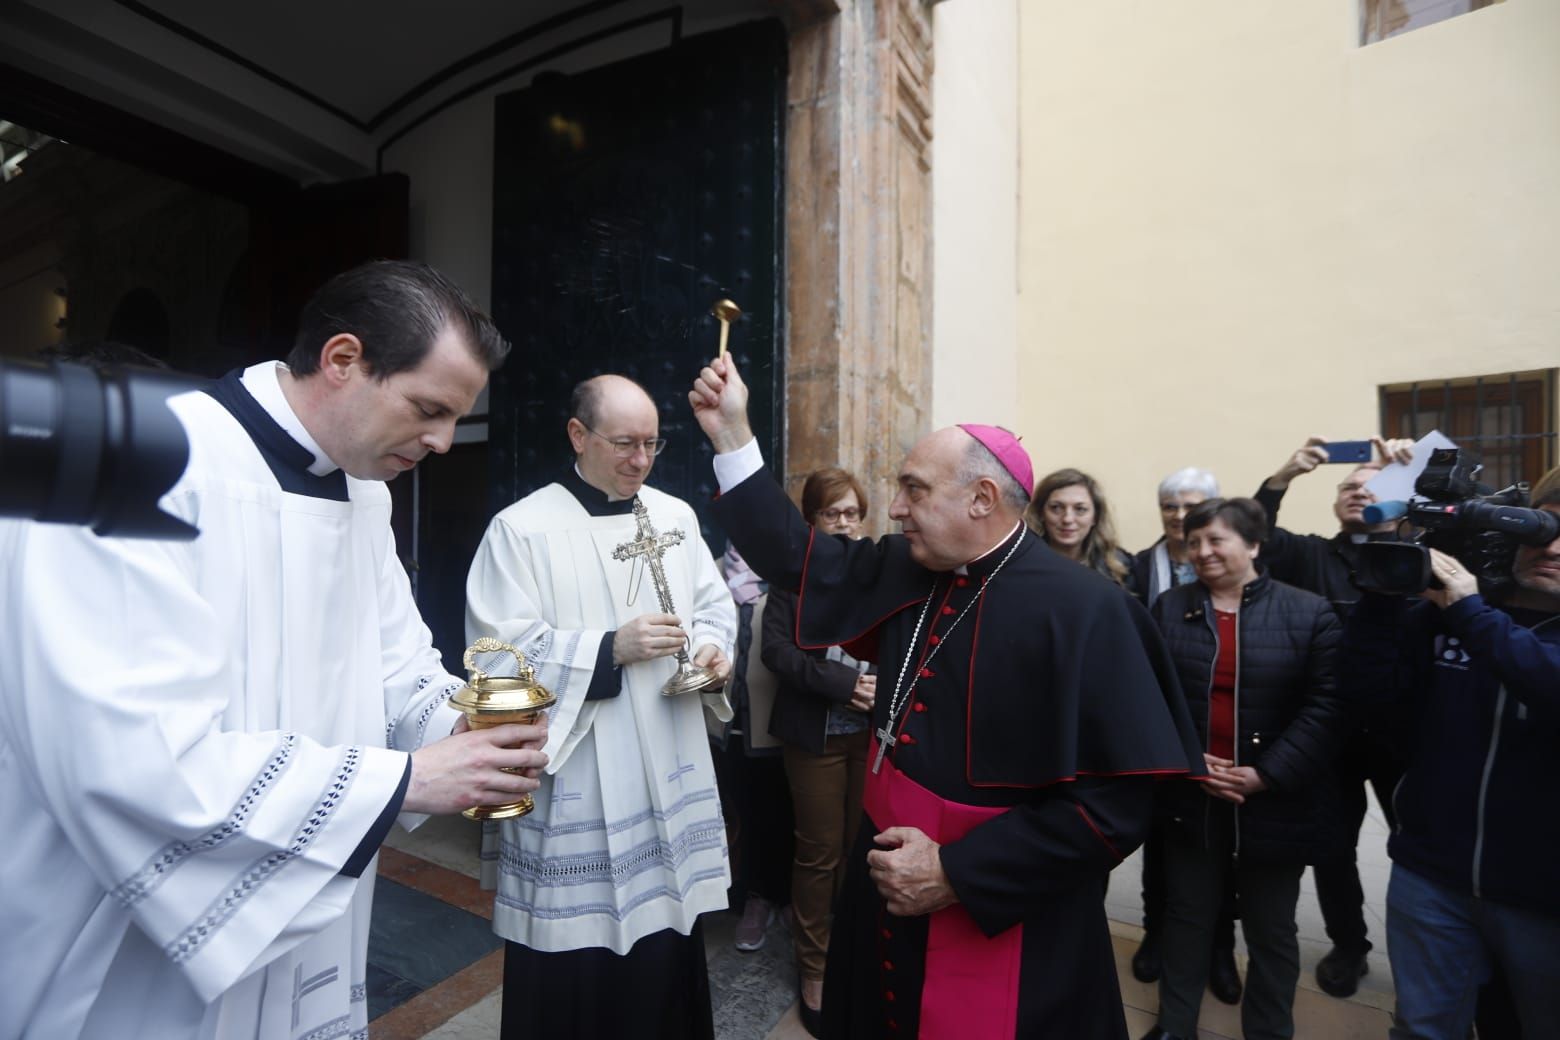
[711, 469, 1205, 1039]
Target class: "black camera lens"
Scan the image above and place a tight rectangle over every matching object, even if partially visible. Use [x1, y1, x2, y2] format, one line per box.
[0, 358, 200, 539]
[1354, 542, 1433, 595]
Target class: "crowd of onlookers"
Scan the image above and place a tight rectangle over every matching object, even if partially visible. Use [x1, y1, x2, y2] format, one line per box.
[714, 435, 1560, 1040]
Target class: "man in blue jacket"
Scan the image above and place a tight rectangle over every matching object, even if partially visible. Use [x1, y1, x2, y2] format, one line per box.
[1341, 466, 1560, 1039]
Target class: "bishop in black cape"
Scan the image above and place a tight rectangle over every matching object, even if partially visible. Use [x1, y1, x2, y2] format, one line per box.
[711, 462, 1205, 1039]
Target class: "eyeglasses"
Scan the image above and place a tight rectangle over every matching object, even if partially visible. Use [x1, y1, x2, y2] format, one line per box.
[584, 426, 668, 459]
[1160, 502, 1196, 515]
[816, 507, 862, 524]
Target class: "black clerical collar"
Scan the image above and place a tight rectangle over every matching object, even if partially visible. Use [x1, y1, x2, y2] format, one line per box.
[961, 520, 1028, 579]
[206, 370, 349, 501]
[560, 464, 636, 516]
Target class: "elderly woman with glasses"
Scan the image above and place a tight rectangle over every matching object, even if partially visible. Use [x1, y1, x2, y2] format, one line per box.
[759, 467, 876, 1037]
[1140, 498, 1347, 1040]
[1131, 467, 1221, 607]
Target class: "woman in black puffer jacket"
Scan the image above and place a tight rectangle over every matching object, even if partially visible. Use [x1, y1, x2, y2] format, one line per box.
[1140, 498, 1346, 1040]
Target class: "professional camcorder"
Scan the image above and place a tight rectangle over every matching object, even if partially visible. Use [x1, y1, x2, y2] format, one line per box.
[0, 356, 199, 540]
[1354, 448, 1560, 595]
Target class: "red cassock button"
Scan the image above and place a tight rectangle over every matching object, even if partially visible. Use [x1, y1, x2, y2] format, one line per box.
[928, 634, 941, 645]
[881, 928, 892, 940]
[883, 960, 895, 972]
[913, 702, 928, 713]
[956, 576, 970, 587]
[919, 667, 934, 678]
[898, 733, 916, 745]
[885, 990, 896, 1003]
[941, 605, 955, 616]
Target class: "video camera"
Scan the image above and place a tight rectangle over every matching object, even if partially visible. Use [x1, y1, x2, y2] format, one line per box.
[0, 357, 199, 540]
[1355, 448, 1560, 595]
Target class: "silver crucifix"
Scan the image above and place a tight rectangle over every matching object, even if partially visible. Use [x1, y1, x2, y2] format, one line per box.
[612, 498, 721, 696]
[872, 726, 897, 774]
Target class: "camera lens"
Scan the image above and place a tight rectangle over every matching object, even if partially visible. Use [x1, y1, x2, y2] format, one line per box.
[0, 358, 200, 539]
[1355, 542, 1432, 595]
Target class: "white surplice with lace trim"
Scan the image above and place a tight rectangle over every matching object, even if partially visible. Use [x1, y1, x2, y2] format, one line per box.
[0, 364, 464, 1040]
[465, 482, 735, 954]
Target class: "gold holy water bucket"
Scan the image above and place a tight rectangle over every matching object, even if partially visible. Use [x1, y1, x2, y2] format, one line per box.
[450, 637, 555, 820]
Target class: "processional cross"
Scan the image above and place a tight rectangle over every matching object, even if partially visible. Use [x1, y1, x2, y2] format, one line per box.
[612, 498, 721, 695]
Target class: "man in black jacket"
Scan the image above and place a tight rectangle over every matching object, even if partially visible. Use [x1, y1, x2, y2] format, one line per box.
[1340, 467, 1560, 1039]
[1253, 434, 1411, 997]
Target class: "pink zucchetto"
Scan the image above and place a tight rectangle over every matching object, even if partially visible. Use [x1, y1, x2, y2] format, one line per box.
[956, 423, 1034, 499]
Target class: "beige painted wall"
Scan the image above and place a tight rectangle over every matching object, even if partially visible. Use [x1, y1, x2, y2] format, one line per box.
[931, 0, 1020, 432]
[1016, 0, 1560, 552]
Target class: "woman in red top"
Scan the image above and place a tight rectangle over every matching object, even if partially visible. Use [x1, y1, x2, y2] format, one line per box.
[1139, 499, 1346, 1040]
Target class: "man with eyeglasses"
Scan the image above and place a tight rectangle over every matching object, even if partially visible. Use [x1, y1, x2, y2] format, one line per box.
[464, 374, 737, 1040]
[1255, 434, 1413, 999]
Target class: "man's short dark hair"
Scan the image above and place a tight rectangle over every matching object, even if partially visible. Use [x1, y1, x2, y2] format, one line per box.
[286, 260, 509, 379]
[1183, 497, 1267, 546]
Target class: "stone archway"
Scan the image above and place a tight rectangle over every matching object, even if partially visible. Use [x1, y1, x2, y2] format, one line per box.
[772, 0, 935, 527]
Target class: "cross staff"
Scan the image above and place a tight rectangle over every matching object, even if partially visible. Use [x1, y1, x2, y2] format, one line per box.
[611, 497, 720, 696]
[614, 498, 723, 695]
[612, 498, 686, 616]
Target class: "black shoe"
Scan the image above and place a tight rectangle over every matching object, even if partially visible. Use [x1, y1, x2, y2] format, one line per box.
[1316, 946, 1369, 998]
[1131, 931, 1161, 983]
[1137, 1027, 1189, 1040]
[797, 1000, 823, 1039]
[1208, 946, 1243, 1005]
[796, 979, 824, 1039]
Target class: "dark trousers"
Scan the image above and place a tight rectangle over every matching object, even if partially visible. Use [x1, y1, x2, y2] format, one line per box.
[712, 736, 794, 906]
[1159, 806, 1305, 1040]
[499, 924, 713, 1039]
[1311, 729, 1402, 953]
[1386, 866, 1560, 1040]
[1139, 825, 1237, 948]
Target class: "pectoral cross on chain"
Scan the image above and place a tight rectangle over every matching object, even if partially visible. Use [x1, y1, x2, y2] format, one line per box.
[872, 726, 897, 774]
[611, 498, 685, 614]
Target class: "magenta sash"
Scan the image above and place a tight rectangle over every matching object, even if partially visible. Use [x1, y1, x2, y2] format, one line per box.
[864, 758, 1023, 1039]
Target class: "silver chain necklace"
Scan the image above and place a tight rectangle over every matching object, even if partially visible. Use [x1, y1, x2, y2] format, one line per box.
[872, 527, 1026, 774]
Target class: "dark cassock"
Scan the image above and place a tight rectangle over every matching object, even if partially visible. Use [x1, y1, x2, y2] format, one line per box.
[710, 456, 1205, 1040]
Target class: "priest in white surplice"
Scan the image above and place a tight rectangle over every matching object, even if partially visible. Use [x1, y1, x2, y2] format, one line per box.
[466, 374, 737, 1040]
[0, 262, 548, 1040]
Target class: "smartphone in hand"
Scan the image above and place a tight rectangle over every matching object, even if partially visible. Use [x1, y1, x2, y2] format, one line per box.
[1321, 440, 1372, 464]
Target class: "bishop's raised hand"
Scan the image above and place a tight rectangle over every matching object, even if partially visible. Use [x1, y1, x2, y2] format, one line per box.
[689, 355, 754, 454]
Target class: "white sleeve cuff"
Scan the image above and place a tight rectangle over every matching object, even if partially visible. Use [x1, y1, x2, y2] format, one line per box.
[713, 437, 764, 493]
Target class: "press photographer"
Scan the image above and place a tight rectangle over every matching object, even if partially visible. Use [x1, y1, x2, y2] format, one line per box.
[1340, 464, 1560, 1039]
[1354, 446, 1560, 597]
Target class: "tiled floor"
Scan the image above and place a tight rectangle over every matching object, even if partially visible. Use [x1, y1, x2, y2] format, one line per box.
[374, 791, 1398, 1038]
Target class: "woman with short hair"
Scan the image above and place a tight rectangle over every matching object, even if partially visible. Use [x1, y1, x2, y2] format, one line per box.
[1129, 467, 1241, 1003]
[1141, 498, 1347, 1040]
[1132, 466, 1221, 606]
[761, 467, 877, 1038]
